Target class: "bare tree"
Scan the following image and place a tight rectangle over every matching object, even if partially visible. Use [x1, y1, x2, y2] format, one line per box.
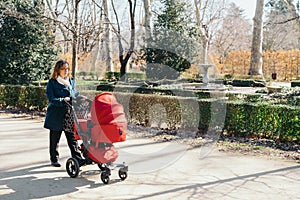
[264, 7, 299, 50]
[264, 0, 300, 50]
[44, 0, 104, 78]
[111, 0, 136, 80]
[249, 0, 264, 76]
[285, 0, 300, 27]
[213, 3, 252, 59]
[193, 0, 226, 64]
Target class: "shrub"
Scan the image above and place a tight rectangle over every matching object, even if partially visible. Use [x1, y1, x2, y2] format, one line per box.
[1, 85, 299, 143]
[0, 85, 47, 111]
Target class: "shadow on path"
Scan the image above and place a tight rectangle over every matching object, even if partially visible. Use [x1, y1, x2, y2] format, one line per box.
[130, 165, 300, 200]
[0, 163, 102, 199]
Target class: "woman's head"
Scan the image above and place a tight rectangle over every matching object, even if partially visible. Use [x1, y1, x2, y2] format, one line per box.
[51, 60, 71, 79]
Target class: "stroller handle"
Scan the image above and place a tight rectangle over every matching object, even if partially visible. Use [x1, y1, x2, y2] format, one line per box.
[64, 96, 92, 107]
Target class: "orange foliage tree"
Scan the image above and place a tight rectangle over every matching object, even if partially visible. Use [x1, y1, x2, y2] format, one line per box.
[213, 50, 300, 81]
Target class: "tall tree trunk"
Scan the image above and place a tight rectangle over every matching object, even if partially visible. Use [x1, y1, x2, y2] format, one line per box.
[143, 0, 152, 40]
[249, 0, 264, 76]
[72, 0, 80, 79]
[103, 0, 113, 72]
[119, 0, 136, 81]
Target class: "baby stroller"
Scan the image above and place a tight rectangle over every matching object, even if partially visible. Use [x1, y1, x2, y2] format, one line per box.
[65, 92, 128, 184]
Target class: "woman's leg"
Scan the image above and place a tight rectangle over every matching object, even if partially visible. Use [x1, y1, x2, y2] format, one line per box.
[49, 130, 62, 164]
[64, 131, 83, 162]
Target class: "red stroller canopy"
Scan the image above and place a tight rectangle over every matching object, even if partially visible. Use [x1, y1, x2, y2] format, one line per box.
[91, 92, 127, 125]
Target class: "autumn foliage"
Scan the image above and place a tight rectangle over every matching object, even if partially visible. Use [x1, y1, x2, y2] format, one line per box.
[213, 50, 300, 81]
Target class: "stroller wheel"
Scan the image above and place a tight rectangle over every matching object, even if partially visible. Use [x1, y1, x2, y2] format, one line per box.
[118, 169, 127, 180]
[100, 172, 110, 184]
[97, 164, 106, 171]
[66, 158, 80, 178]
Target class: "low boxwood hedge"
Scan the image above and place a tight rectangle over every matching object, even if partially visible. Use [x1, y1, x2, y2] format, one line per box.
[0, 85, 47, 111]
[1, 85, 299, 143]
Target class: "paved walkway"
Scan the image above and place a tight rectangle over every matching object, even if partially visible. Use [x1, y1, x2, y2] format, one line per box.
[0, 115, 299, 200]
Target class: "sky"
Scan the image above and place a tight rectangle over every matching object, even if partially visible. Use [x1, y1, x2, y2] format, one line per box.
[228, 0, 257, 20]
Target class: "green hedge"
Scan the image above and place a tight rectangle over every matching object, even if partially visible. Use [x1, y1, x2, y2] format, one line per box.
[1, 85, 299, 143]
[0, 85, 47, 111]
[111, 92, 300, 143]
[291, 80, 300, 87]
[224, 101, 300, 142]
[105, 72, 146, 80]
[229, 79, 266, 87]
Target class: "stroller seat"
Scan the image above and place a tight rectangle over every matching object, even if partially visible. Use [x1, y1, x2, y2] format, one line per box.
[74, 118, 90, 140]
[90, 123, 126, 145]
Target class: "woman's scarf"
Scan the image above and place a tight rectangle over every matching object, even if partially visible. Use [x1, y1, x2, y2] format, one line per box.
[57, 76, 70, 86]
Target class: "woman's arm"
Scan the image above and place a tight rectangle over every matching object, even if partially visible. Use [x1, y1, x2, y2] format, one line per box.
[46, 79, 65, 107]
[70, 78, 80, 97]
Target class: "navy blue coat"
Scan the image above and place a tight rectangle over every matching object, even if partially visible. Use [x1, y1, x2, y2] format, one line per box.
[44, 78, 79, 131]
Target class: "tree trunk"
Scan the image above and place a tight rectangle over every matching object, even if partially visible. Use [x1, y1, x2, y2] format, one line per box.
[103, 0, 113, 72]
[143, 0, 152, 39]
[119, 0, 136, 81]
[249, 0, 264, 76]
[71, 0, 80, 79]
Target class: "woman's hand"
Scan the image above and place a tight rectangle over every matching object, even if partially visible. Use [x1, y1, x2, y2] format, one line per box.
[64, 97, 71, 102]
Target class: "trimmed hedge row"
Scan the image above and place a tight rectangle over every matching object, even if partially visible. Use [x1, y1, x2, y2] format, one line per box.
[0, 85, 47, 111]
[107, 92, 300, 143]
[105, 72, 146, 80]
[0, 85, 299, 143]
[124, 95, 300, 143]
[225, 102, 300, 142]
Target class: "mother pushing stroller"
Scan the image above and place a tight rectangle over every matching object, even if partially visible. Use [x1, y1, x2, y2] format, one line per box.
[44, 60, 84, 167]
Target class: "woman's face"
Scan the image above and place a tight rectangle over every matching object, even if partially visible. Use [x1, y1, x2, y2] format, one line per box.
[59, 64, 70, 78]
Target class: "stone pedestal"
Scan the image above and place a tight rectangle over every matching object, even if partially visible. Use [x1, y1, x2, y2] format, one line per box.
[198, 64, 214, 84]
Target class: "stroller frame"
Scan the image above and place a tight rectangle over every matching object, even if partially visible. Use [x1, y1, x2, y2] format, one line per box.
[65, 96, 128, 184]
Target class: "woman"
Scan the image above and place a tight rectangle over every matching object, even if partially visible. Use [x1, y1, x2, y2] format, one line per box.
[44, 60, 84, 167]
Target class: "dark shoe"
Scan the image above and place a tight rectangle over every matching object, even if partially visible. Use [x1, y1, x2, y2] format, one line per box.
[51, 161, 61, 167]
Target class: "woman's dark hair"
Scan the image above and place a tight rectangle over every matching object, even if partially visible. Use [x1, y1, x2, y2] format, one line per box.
[50, 60, 71, 79]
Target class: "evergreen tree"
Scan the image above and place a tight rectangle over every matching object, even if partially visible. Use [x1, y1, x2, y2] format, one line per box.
[144, 0, 199, 80]
[0, 0, 58, 85]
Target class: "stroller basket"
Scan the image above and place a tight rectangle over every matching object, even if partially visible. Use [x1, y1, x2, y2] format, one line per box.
[72, 98, 92, 140]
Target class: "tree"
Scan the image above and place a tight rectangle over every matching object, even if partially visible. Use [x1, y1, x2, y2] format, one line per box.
[284, 0, 300, 28]
[103, 0, 113, 72]
[193, 0, 226, 64]
[213, 3, 252, 60]
[144, 0, 199, 80]
[71, 0, 80, 78]
[142, 0, 153, 40]
[0, 0, 58, 85]
[264, 0, 300, 50]
[44, 0, 104, 77]
[249, 0, 265, 76]
[111, 0, 137, 81]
